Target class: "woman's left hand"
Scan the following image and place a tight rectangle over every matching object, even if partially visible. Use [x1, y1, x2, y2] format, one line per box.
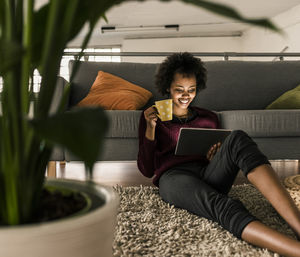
[206, 142, 221, 161]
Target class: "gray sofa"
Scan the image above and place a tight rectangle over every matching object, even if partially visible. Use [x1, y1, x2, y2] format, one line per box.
[55, 60, 300, 165]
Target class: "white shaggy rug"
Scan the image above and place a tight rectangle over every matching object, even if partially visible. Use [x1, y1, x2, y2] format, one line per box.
[113, 184, 300, 257]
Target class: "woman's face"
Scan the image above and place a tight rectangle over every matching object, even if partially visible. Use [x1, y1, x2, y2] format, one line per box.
[169, 73, 197, 113]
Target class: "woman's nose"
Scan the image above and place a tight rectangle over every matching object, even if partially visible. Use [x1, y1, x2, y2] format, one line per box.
[182, 91, 189, 97]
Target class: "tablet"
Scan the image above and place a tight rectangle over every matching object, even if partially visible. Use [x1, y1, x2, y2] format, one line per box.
[175, 128, 232, 156]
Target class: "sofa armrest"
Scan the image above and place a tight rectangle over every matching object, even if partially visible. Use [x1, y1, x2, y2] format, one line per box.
[0, 76, 69, 116]
[49, 76, 69, 115]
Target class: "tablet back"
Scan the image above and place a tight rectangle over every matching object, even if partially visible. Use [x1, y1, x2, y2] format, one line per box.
[175, 128, 232, 156]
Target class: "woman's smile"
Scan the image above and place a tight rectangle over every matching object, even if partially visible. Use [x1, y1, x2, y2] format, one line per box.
[178, 98, 190, 105]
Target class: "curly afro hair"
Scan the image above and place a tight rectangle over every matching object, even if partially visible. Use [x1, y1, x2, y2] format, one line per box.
[155, 52, 207, 96]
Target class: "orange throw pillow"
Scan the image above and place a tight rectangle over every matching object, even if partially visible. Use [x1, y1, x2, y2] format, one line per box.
[77, 71, 153, 110]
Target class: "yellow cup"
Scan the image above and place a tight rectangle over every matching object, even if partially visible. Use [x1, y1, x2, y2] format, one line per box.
[153, 99, 173, 121]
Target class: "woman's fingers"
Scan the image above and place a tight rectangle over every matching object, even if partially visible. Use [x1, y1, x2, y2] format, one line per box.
[144, 106, 159, 129]
[207, 143, 222, 160]
[144, 106, 158, 122]
[207, 145, 215, 160]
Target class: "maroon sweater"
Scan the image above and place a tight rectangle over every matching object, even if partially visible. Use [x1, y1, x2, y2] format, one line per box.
[137, 106, 220, 186]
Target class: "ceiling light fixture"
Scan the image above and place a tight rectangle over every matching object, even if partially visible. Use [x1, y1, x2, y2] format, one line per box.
[101, 24, 179, 33]
[125, 31, 242, 39]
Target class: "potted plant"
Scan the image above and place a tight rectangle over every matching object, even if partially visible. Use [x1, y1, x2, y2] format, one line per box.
[0, 0, 278, 256]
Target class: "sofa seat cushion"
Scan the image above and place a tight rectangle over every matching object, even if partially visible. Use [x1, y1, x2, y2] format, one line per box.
[105, 110, 142, 138]
[220, 110, 300, 137]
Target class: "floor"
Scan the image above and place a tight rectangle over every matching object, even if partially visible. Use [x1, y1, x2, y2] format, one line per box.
[52, 160, 300, 187]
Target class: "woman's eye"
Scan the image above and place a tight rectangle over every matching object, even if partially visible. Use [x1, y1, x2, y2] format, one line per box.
[175, 88, 195, 93]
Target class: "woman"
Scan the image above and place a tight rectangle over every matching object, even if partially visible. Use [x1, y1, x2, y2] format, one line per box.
[137, 52, 300, 256]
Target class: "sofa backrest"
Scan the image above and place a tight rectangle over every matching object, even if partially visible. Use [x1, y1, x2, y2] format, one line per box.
[68, 61, 161, 108]
[69, 60, 300, 111]
[198, 61, 300, 111]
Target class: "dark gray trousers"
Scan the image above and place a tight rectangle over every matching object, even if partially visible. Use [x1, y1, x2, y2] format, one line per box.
[158, 130, 270, 239]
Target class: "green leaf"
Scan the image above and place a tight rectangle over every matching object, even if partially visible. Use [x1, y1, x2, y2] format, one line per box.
[0, 40, 23, 75]
[31, 0, 125, 70]
[68, 0, 124, 40]
[32, 0, 126, 118]
[0, 0, 5, 37]
[168, 0, 280, 32]
[30, 107, 109, 171]
[102, 14, 109, 24]
[0, 115, 2, 171]
[31, 4, 48, 69]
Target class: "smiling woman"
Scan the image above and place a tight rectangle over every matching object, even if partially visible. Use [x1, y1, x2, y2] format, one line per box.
[138, 52, 300, 257]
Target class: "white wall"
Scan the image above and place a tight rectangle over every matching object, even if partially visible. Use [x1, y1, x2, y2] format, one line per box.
[121, 36, 242, 63]
[241, 4, 300, 61]
[122, 3, 300, 63]
[68, 4, 300, 62]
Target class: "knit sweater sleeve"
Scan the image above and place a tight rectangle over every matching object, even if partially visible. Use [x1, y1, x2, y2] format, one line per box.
[137, 112, 156, 178]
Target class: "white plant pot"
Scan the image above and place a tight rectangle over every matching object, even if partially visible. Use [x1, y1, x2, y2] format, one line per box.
[0, 179, 119, 257]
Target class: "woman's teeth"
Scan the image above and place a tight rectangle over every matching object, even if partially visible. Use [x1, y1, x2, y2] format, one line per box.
[179, 99, 189, 104]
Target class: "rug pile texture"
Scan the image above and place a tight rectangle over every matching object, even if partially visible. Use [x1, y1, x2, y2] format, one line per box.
[113, 184, 300, 257]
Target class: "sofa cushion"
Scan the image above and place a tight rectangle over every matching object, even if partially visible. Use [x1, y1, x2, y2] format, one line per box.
[65, 138, 139, 161]
[77, 71, 152, 110]
[104, 110, 222, 139]
[104, 110, 142, 138]
[220, 110, 300, 137]
[104, 110, 300, 139]
[266, 84, 300, 109]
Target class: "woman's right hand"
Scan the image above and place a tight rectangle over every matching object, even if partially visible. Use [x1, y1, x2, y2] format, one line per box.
[206, 142, 221, 161]
[144, 106, 158, 129]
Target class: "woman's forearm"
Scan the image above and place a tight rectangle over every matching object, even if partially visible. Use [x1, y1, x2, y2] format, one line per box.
[145, 126, 155, 141]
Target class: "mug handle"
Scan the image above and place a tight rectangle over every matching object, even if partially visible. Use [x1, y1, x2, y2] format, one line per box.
[152, 105, 161, 119]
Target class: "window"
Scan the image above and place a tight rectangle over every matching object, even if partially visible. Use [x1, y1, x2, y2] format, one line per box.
[60, 47, 121, 82]
[0, 47, 121, 93]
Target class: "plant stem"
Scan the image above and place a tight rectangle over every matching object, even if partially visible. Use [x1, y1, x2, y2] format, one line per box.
[36, 0, 63, 118]
[21, 0, 33, 115]
[2, 0, 20, 225]
[22, 0, 35, 168]
[69, 22, 95, 83]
